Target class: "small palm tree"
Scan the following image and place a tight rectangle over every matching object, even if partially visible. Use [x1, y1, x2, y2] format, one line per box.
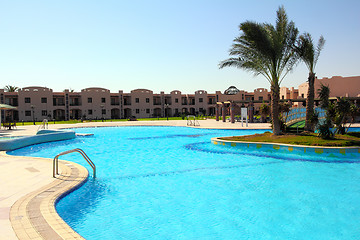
[296, 33, 325, 132]
[259, 103, 270, 123]
[334, 98, 351, 134]
[345, 103, 359, 132]
[318, 83, 330, 109]
[4, 85, 19, 92]
[317, 84, 333, 139]
[219, 6, 299, 135]
[279, 102, 291, 123]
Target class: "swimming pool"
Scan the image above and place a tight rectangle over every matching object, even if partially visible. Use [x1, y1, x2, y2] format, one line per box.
[9, 127, 360, 239]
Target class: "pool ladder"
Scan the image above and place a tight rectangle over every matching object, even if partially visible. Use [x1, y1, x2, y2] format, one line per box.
[186, 115, 200, 126]
[53, 148, 96, 178]
[37, 119, 49, 132]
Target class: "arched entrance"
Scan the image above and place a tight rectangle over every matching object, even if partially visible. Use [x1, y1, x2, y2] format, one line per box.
[53, 109, 65, 121]
[111, 108, 120, 119]
[153, 108, 161, 118]
[70, 109, 82, 120]
[124, 108, 132, 118]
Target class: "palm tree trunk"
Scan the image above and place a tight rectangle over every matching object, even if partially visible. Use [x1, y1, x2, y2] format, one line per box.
[305, 72, 315, 132]
[271, 84, 281, 135]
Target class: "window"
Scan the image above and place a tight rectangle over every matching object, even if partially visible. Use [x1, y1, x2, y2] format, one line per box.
[102, 109, 106, 114]
[199, 98, 203, 103]
[259, 96, 263, 101]
[146, 109, 150, 114]
[88, 98, 92, 103]
[41, 98, 47, 103]
[101, 98, 106, 103]
[175, 98, 179, 103]
[301, 94, 304, 98]
[25, 111, 31, 116]
[136, 109, 140, 114]
[146, 98, 150, 103]
[88, 109, 93, 115]
[42, 110, 47, 116]
[282, 96, 285, 99]
[57, 98, 64, 106]
[135, 98, 139, 103]
[25, 97, 31, 103]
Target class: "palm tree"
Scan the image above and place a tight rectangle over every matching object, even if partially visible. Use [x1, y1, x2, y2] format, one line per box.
[4, 85, 19, 92]
[317, 84, 333, 139]
[296, 33, 325, 132]
[279, 101, 291, 123]
[345, 103, 359, 132]
[318, 83, 330, 110]
[219, 6, 298, 135]
[259, 103, 270, 123]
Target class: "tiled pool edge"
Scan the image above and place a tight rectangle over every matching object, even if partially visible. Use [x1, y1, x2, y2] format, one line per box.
[10, 159, 88, 240]
[0, 130, 76, 151]
[211, 137, 360, 155]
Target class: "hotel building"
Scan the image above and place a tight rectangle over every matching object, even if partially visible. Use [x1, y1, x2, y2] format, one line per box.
[0, 86, 271, 122]
[1, 76, 359, 122]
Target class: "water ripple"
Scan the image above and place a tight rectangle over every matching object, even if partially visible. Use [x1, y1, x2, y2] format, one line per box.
[185, 142, 360, 164]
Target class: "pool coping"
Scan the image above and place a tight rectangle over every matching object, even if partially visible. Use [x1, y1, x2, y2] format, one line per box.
[211, 137, 360, 155]
[9, 156, 88, 240]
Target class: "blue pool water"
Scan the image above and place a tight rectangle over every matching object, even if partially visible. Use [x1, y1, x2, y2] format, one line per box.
[9, 127, 360, 239]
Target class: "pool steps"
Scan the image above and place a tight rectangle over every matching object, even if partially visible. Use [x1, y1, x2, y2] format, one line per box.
[76, 133, 94, 137]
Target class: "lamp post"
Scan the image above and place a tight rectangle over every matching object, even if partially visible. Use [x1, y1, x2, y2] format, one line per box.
[165, 104, 169, 121]
[30, 105, 35, 125]
[100, 105, 104, 122]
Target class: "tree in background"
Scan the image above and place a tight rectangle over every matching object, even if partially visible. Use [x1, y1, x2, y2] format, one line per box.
[259, 103, 270, 123]
[317, 84, 333, 139]
[296, 33, 325, 132]
[333, 97, 357, 134]
[219, 6, 299, 135]
[4, 85, 19, 92]
[345, 103, 360, 132]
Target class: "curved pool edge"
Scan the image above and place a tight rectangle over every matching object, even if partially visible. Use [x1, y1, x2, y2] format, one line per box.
[0, 129, 76, 151]
[211, 137, 360, 155]
[9, 156, 88, 240]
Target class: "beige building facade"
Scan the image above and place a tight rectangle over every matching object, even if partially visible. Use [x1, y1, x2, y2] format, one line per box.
[298, 76, 360, 99]
[1, 76, 359, 122]
[1, 86, 272, 122]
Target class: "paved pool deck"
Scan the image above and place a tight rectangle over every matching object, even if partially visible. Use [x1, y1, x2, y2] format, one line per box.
[0, 119, 358, 239]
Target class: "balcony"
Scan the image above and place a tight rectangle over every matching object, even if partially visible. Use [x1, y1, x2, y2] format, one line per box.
[153, 97, 161, 105]
[207, 98, 216, 104]
[53, 98, 65, 106]
[111, 97, 120, 105]
[123, 97, 131, 105]
[5, 98, 18, 106]
[70, 98, 81, 106]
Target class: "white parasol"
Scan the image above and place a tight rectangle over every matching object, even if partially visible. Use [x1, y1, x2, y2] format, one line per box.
[0, 104, 17, 128]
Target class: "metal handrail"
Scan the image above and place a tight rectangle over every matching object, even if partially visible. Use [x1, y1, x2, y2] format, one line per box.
[186, 115, 200, 126]
[37, 119, 49, 132]
[53, 148, 96, 178]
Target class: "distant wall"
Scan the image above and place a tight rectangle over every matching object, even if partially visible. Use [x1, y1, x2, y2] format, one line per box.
[298, 76, 360, 98]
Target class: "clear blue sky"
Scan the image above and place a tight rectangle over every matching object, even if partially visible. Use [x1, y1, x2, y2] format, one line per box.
[1, 0, 359, 93]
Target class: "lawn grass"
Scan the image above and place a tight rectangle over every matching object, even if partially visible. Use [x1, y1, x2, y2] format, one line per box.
[15, 116, 205, 126]
[219, 131, 360, 147]
[288, 120, 305, 128]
